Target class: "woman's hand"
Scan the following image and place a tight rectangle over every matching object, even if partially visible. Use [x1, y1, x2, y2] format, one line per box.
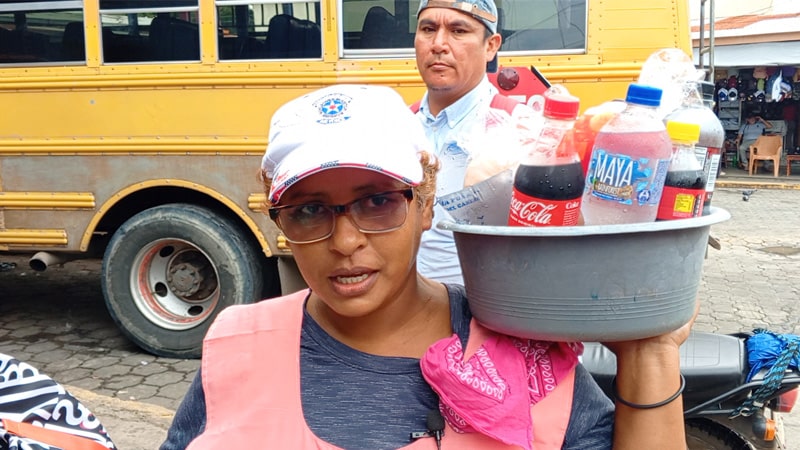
[602, 298, 697, 357]
[602, 299, 699, 450]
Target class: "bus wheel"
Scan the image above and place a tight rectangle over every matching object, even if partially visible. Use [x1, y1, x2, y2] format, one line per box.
[101, 204, 264, 359]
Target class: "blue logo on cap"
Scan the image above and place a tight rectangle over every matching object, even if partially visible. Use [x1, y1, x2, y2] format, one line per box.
[315, 94, 352, 124]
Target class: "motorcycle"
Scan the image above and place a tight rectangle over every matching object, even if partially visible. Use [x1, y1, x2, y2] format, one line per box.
[582, 330, 800, 449]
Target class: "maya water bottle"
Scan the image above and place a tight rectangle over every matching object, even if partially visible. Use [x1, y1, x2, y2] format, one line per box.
[580, 84, 673, 225]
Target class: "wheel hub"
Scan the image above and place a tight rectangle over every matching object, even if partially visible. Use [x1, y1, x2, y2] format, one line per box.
[167, 262, 202, 297]
[165, 251, 216, 301]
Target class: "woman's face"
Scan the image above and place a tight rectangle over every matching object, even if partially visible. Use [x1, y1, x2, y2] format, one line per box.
[279, 168, 433, 319]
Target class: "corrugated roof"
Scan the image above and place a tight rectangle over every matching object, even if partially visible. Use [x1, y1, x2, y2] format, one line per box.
[692, 13, 800, 32]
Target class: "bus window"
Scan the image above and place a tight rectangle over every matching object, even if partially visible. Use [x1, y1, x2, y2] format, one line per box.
[341, 0, 417, 51]
[216, 0, 321, 60]
[98, 0, 200, 63]
[500, 0, 586, 52]
[339, 0, 586, 54]
[0, 1, 84, 64]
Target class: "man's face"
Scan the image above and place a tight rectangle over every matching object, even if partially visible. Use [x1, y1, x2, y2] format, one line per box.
[414, 7, 500, 105]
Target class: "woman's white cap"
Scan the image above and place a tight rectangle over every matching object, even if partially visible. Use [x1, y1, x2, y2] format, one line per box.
[262, 84, 428, 203]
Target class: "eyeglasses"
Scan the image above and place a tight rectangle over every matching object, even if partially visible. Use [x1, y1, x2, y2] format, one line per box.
[268, 189, 415, 244]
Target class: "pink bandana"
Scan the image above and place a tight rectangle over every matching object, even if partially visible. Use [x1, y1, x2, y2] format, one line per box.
[420, 330, 581, 450]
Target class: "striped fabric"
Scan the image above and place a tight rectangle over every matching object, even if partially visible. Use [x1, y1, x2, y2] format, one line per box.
[0, 353, 116, 450]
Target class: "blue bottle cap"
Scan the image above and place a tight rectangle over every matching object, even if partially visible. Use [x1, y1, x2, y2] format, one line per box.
[625, 84, 663, 107]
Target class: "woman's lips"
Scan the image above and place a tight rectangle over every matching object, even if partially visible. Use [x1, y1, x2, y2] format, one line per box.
[334, 273, 369, 284]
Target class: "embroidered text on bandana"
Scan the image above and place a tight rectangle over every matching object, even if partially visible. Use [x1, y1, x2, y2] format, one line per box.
[420, 331, 581, 450]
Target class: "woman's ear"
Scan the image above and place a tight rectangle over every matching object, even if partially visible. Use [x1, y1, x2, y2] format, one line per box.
[421, 195, 435, 231]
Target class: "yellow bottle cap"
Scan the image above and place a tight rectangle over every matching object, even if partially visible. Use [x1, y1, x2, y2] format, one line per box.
[666, 121, 701, 143]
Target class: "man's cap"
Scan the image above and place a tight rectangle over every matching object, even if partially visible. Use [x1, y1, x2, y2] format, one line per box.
[417, 0, 498, 34]
[261, 84, 428, 204]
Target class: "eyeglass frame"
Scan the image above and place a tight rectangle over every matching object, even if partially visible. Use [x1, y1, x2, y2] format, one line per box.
[268, 188, 415, 244]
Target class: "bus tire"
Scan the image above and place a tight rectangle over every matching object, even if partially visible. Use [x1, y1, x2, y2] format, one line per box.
[101, 203, 264, 359]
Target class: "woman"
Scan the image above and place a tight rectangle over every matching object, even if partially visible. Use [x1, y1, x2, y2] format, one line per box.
[160, 84, 693, 450]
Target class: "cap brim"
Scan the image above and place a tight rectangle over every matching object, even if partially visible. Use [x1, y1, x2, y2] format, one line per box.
[269, 140, 423, 203]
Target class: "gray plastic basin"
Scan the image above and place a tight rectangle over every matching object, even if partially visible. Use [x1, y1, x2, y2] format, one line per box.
[438, 207, 731, 342]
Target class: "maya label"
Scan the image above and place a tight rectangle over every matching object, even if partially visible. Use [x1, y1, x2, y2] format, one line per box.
[587, 149, 670, 206]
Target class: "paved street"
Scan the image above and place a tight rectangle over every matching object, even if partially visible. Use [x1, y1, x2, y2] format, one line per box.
[1, 182, 799, 449]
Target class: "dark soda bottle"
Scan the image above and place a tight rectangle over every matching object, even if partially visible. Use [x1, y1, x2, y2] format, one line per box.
[508, 92, 583, 227]
[657, 121, 706, 220]
[508, 162, 585, 226]
[664, 81, 724, 215]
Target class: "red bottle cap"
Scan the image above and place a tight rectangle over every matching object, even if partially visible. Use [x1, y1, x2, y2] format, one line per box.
[543, 93, 580, 120]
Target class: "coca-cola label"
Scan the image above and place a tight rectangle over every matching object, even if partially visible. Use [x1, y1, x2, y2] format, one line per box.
[587, 149, 670, 206]
[508, 190, 581, 227]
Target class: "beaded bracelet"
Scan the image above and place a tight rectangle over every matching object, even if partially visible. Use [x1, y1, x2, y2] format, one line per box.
[612, 374, 686, 409]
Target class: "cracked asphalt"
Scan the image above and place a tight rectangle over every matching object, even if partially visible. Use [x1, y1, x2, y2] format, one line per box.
[1, 184, 799, 449]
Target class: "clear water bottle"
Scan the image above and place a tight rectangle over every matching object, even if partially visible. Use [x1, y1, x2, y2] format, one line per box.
[657, 121, 705, 221]
[508, 93, 583, 227]
[663, 81, 725, 215]
[581, 84, 672, 224]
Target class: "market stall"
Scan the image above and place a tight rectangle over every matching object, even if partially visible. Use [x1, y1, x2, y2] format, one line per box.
[693, 36, 800, 168]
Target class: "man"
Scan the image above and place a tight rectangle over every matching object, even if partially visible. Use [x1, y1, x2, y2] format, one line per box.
[736, 113, 772, 169]
[414, 0, 535, 284]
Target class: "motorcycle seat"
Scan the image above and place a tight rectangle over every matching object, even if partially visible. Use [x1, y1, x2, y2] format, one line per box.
[581, 332, 747, 410]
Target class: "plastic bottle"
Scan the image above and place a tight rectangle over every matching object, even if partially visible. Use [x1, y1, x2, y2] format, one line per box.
[508, 93, 583, 227]
[581, 84, 673, 225]
[657, 121, 705, 220]
[663, 81, 725, 215]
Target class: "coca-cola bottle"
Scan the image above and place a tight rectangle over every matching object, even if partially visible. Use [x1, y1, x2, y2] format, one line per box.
[508, 93, 583, 227]
[657, 121, 706, 220]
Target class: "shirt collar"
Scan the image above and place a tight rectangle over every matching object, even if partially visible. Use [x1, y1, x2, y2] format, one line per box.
[420, 77, 497, 128]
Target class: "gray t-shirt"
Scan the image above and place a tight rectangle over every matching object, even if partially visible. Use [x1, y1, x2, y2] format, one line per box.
[160, 285, 614, 450]
[738, 121, 767, 142]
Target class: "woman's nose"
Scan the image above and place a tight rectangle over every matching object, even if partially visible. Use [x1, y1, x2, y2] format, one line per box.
[327, 214, 367, 255]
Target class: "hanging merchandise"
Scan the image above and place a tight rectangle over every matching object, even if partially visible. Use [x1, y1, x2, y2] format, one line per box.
[767, 70, 782, 102]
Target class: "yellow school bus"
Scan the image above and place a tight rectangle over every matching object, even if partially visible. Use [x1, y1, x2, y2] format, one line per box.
[0, 0, 691, 358]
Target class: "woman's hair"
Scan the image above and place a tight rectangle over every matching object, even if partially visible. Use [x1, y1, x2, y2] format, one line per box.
[260, 150, 440, 212]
